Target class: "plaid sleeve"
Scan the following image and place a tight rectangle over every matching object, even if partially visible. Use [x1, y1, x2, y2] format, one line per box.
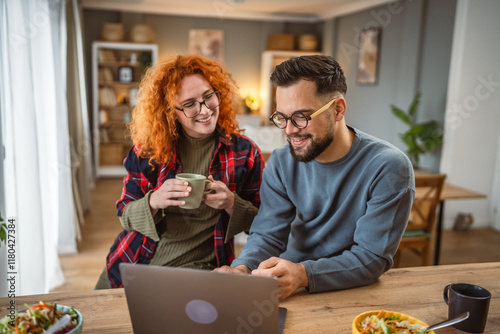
[106, 229, 157, 288]
[107, 146, 162, 288]
[115, 146, 156, 216]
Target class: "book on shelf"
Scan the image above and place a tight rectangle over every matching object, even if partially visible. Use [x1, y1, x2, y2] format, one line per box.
[98, 87, 117, 107]
[98, 49, 117, 62]
[98, 68, 114, 82]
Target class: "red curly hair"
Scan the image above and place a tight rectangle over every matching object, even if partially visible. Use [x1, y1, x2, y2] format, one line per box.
[129, 54, 241, 164]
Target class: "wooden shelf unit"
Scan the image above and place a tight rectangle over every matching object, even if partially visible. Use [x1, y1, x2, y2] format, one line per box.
[92, 41, 158, 177]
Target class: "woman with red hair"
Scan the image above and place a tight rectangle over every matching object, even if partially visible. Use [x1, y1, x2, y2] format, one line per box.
[95, 55, 264, 288]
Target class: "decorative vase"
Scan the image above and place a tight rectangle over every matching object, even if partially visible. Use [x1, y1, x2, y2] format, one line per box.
[101, 23, 125, 42]
[130, 24, 155, 43]
[298, 34, 318, 51]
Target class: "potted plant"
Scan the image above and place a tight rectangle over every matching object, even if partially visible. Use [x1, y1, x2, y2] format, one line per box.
[390, 93, 443, 169]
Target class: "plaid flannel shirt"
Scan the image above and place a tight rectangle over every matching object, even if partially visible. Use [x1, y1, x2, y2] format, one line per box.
[106, 131, 264, 288]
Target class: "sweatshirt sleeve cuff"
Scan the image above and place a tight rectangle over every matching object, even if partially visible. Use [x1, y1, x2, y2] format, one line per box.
[302, 261, 313, 292]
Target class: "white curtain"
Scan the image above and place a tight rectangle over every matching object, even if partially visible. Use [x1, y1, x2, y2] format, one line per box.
[66, 0, 93, 245]
[0, 0, 75, 294]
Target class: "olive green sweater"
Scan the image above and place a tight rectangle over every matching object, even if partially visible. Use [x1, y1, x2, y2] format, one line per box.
[95, 131, 257, 289]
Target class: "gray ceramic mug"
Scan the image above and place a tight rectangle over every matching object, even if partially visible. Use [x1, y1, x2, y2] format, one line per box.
[443, 283, 491, 333]
[175, 173, 212, 209]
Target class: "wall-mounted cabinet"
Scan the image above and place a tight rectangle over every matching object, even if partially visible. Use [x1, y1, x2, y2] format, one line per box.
[92, 41, 158, 177]
[260, 50, 323, 124]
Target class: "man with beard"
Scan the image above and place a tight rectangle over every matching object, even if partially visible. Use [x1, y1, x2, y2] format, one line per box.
[215, 55, 415, 299]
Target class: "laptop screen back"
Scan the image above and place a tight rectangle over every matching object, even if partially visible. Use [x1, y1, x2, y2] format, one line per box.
[120, 263, 281, 334]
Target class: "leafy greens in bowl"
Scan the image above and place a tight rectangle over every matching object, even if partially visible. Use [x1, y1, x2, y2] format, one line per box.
[352, 310, 435, 334]
[0, 301, 83, 334]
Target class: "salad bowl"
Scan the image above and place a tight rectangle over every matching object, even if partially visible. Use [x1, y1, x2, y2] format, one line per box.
[55, 305, 83, 334]
[0, 302, 83, 334]
[352, 310, 435, 334]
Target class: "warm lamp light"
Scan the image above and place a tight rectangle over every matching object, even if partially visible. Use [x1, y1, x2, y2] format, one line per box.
[243, 95, 261, 113]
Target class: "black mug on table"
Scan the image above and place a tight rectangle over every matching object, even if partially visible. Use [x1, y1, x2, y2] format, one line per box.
[443, 283, 491, 333]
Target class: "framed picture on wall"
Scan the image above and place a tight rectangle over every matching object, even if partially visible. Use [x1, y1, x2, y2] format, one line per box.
[356, 27, 381, 85]
[188, 29, 224, 61]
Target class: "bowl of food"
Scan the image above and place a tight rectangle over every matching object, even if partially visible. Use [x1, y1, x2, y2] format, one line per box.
[352, 310, 434, 334]
[0, 301, 83, 334]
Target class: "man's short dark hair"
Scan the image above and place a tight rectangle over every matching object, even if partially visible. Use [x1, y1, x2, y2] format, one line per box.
[270, 55, 347, 96]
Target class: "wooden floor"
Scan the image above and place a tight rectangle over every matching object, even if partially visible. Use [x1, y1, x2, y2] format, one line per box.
[51, 178, 500, 293]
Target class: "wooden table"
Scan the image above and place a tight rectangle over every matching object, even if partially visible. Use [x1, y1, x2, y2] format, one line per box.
[434, 183, 487, 265]
[1, 262, 498, 333]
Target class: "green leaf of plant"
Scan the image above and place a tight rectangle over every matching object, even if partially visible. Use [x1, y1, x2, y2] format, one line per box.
[0, 223, 7, 244]
[417, 121, 443, 150]
[401, 130, 414, 139]
[408, 92, 421, 117]
[406, 124, 426, 138]
[415, 145, 426, 155]
[391, 105, 412, 125]
[391, 93, 443, 168]
[402, 135, 417, 151]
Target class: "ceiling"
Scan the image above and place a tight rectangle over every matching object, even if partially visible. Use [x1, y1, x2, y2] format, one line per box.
[82, 0, 394, 22]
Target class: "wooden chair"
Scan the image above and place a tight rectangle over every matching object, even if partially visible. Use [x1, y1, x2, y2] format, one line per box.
[394, 173, 446, 267]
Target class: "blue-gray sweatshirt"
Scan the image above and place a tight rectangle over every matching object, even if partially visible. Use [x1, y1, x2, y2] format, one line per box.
[231, 127, 415, 293]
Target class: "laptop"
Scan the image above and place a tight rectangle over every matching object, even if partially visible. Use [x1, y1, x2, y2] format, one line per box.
[120, 263, 287, 334]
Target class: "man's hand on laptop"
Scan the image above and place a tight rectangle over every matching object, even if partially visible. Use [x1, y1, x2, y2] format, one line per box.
[214, 265, 251, 274]
[251, 257, 309, 299]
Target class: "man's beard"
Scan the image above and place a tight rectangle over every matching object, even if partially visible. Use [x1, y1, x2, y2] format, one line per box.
[288, 127, 334, 163]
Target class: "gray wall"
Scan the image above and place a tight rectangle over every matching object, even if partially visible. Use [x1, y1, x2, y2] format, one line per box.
[333, 0, 424, 144]
[417, 0, 457, 171]
[332, 0, 456, 172]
